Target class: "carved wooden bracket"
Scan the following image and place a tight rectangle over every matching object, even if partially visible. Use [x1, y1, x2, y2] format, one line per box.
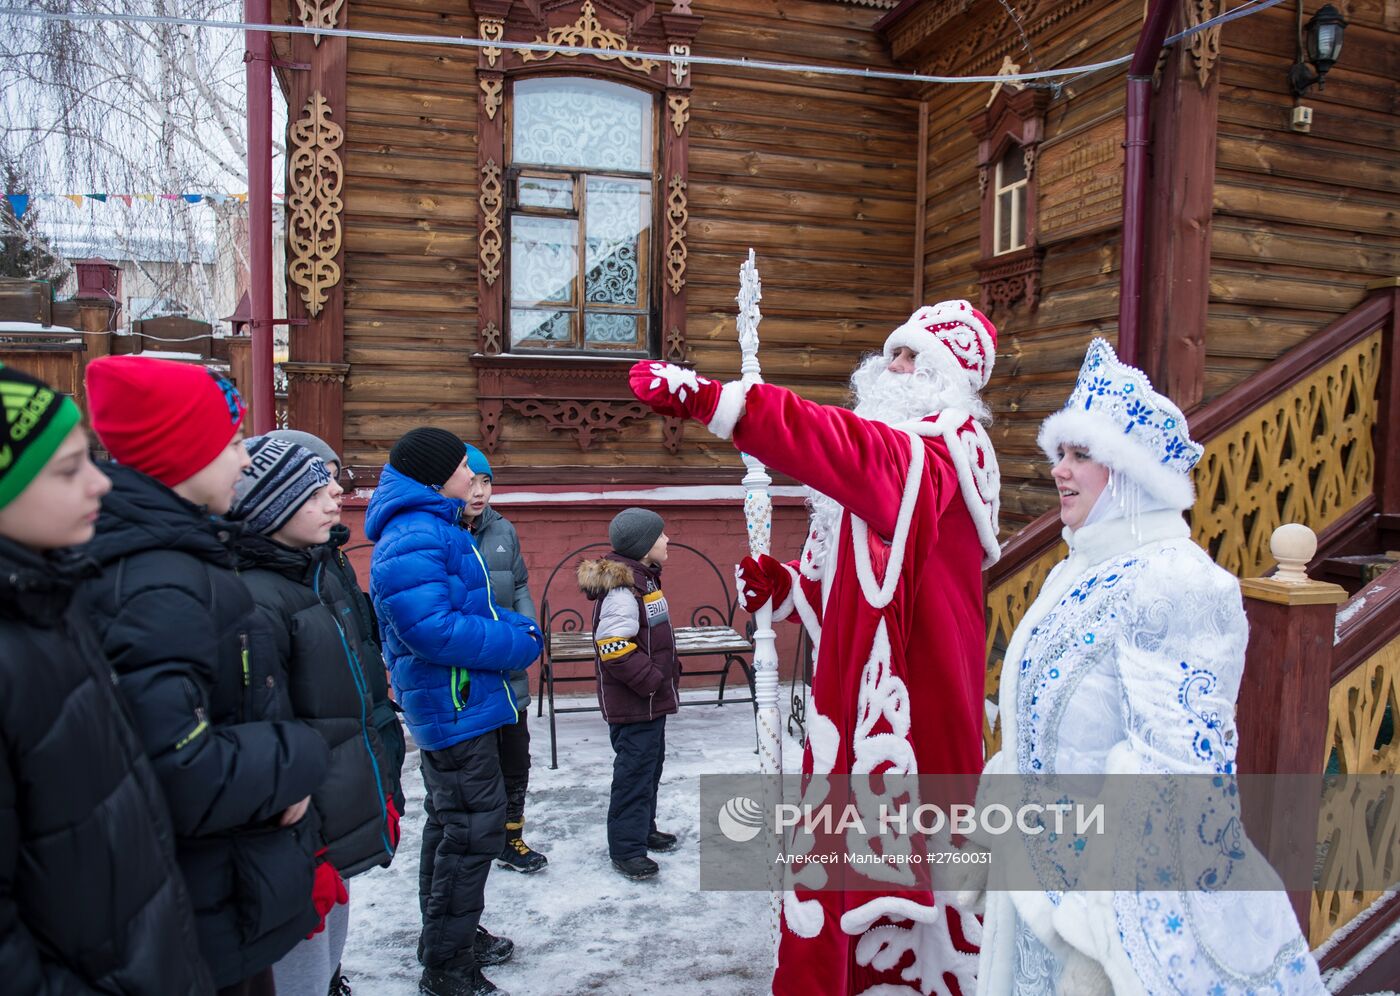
[296, 0, 345, 44]
[1185, 0, 1222, 87]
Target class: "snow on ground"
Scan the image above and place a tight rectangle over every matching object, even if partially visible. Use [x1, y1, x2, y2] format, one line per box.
[342, 691, 802, 996]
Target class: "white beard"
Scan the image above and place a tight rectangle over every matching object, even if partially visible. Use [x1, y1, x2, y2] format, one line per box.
[849, 352, 988, 427]
[800, 353, 988, 570]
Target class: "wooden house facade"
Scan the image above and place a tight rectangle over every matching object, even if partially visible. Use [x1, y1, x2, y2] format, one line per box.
[260, 0, 1400, 974]
[270, 0, 1398, 525]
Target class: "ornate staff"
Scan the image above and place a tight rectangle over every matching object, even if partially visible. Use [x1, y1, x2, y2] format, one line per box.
[736, 249, 784, 947]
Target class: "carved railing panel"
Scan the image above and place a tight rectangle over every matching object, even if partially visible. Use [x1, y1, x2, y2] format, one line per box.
[1191, 331, 1381, 579]
[1312, 633, 1400, 947]
[982, 542, 1065, 756]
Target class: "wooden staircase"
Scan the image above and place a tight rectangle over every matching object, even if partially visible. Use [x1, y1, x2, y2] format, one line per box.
[980, 278, 1400, 986]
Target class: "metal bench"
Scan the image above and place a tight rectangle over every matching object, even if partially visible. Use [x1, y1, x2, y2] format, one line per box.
[535, 541, 756, 768]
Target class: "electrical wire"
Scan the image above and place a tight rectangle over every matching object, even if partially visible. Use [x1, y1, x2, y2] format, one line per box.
[0, 0, 1287, 89]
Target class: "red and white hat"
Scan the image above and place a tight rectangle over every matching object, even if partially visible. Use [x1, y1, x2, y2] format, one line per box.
[881, 300, 997, 392]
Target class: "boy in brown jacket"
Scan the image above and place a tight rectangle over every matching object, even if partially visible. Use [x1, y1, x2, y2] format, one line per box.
[577, 508, 681, 880]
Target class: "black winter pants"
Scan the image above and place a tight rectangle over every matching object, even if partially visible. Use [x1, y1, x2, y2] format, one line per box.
[607, 716, 666, 860]
[418, 732, 507, 970]
[497, 711, 531, 826]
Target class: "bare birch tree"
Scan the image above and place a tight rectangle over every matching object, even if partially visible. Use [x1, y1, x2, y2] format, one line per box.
[0, 0, 285, 326]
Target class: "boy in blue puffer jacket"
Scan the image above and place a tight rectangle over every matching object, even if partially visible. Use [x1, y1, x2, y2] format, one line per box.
[365, 427, 543, 996]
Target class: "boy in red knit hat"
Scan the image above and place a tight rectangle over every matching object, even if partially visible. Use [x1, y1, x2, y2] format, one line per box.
[79, 356, 331, 996]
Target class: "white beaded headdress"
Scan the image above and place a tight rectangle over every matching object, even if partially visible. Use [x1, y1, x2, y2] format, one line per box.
[1037, 338, 1204, 510]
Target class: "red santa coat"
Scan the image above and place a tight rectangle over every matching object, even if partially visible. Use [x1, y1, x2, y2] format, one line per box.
[727, 381, 1000, 996]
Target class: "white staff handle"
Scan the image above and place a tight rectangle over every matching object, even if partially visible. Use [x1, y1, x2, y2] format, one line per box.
[735, 249, 784, 953]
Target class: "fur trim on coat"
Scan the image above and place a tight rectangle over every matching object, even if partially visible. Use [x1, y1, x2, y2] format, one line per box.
[577, 557, 636, 598]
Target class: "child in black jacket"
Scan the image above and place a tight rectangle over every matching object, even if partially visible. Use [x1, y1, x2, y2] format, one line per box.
[0, 362, 212, 995]
[81, 356, 329, 996]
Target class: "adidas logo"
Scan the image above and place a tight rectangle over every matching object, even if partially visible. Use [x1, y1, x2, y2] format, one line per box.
[497, 544, 506, 553]
[1, 382, 53, 444]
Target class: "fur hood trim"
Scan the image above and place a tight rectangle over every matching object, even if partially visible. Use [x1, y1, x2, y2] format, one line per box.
[577, 557, 636, 599]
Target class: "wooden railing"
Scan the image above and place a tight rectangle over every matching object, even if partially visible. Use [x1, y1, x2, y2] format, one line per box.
[1311, 564, 1400, 955]
[982, 283, 1399, 757]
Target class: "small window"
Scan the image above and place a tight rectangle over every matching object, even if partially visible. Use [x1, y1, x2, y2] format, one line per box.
[507, 77, 655, 354]
[993, 145, 1028, 255]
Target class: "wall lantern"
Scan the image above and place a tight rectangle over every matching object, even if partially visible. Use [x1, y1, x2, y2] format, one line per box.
[1289, 3, 1348, 96]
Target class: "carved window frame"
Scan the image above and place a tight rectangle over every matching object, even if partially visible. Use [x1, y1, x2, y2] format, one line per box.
[469, 0, 700, 457]
[968, 87, 1049, 315]
[504, 76, 658, 357]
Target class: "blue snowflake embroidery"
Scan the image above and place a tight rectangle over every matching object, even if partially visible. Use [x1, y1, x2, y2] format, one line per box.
[1072, 838, 1086, 853]
[1156, 866, 1173, 886]
[1164, 913, 1183, 933]
[1289, 957, 1307, 975]
[1209, 986, 1227, 996]
[1125, 398, 1154, 426]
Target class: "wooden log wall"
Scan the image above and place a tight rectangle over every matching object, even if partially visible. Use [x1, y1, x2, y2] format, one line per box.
[324, 0, 918, 479]
[683, 0, 918, 412]
[338, 0, 482, 468]
[1208, 0, 1400, 399]
[911, 1, 1142, 530]
[327, 0, 916, 477]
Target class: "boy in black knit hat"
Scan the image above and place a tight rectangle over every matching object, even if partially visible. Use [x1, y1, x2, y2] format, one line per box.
[577, 507, 681, 880]
[367, 426, 542, 996]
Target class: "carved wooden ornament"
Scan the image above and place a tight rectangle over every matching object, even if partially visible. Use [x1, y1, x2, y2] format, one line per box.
[296, 0, 345, 45]
[286, 92, 344, 317]
[479, 160, 504, 287]
[666, 174, 688, 295]
[518, 1, 659, 74]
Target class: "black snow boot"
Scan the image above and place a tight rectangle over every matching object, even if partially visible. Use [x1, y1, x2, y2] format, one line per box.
[497, 820, 549, 873]
[646, 829, 678, 852]
[420, 966, 507, 996]
[611, 854, 660, 880]
[474, 925, 515, 967]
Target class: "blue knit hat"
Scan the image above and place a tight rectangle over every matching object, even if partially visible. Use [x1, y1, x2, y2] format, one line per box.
[465, 443, 492, 479]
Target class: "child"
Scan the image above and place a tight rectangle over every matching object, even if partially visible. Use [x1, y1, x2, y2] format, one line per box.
[577, 507, 681, 880]
[365, 426, 543, 996]
[230, 436, 402, 996]
[0, 362, 211, 994]
[461, 443, 548, 874]
[267, 427, 407, 821]
[80, 355, 330, 996]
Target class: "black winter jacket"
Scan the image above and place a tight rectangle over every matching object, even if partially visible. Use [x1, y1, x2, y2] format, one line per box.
[0, 535, 213, 995]
[237, 532, 398, 878]
[327, 524, 405, 811]
[467, 506, 536, 708]
[77, 464, 330, 989]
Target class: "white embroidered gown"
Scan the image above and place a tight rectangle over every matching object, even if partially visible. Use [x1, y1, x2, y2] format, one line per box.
[973, 510, 1326, 996]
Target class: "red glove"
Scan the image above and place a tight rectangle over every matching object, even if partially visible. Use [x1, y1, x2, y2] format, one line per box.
[385, 795, 401, 850]
[735, 554, 793, 614]
[629, 361, 722, 423]
[307, 858, 348, 937]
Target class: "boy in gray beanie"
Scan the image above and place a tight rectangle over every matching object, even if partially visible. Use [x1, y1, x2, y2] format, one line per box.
[577, 507, 680, 880]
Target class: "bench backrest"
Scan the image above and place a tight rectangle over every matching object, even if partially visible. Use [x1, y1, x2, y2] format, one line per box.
[537, 541, 740, 649]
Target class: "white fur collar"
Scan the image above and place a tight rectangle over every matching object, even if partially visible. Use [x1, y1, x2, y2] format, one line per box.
[1062, 509, 1190, 566]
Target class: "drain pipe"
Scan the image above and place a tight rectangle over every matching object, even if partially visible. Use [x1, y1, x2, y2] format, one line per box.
[1117, 0, 1176, 367]
[244, 0, 275, 433]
